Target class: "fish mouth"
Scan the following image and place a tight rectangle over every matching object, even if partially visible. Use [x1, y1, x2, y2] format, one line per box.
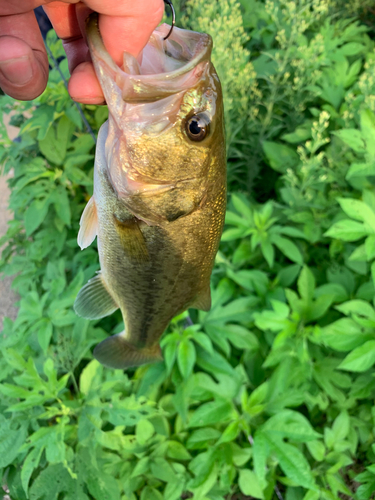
[86, 12, 212, 105]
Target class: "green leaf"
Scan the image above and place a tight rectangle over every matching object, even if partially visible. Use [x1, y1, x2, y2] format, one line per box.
[205, 296, 257, 324]
[217, 421, 240, 444]
[221, 227, 251, 241]
[231, 443, 252, 467]
[319, 318, 371, 351]
[65, 105, 83, 130]
[150, 458, 177, 482]
[21, 446, 44, 496]
[53, 186, 71, 226]
[196, 346, 237, 377]
[335, 300, 375, 320]
[254, 302, 290, 332]
[346, 162, 375, 179]
[239, 469, 264, 499]
[297, 266, 315, 303]
[349, 243, 367, 262]
[332, 129, 366, 153]
[315, 283, 348, 302]
[141, 487, 163, 500]
[231, 194, 253, 220]
[338, 340, 375, 372]
[271, 235, 303, 264]
[45, 428, 65, 463]
[20, 104, 54, 140]
[167, 441, 191, 460]
[331, 410, 350, 441]
[79, 360, 102, 395]
[136, 419, 154, 445]
[38, 116, 74, 165]
[0, 420, 27, 468]
[325, 219, 368, 241]
[261, 238, 274, 267]
[163, 338, 177, 374]
[188, 400, 233, 428]
[131, 456, 149, 478]
[163, 481, 184, 500]
[337, 198, 375, 232]
[227, 269, 269, 294]
[24, 198, 51, 236]
[262, 141, 300, 173]
[361, 109, 375, 157]
[264, 435, 316, 489]
[277, 264, 301, 287]
[253, 432, 269, 489]
[36, 318, 53, 355]
[186, 428, 221, 449]
[365, 235, 375, 260]
[177, 338, 196, 379]
[192, 331, 213, 354]
[262, 410, 321, 442]
[29, 463, 89, 500]
[282, 125, 312, 144]
[225, 324, 259, 351]
[306, 440, 325, 462]
[341, 42, 365, 56]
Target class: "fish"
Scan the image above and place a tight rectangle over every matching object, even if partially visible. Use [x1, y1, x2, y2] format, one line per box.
[74, 12, 226, 370]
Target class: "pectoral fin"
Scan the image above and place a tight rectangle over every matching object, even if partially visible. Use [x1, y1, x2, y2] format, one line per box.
[190, 286, 211, 312]
[113, 215, 149, 263]
[74, 272, 119, 320]
[94, 332, 163, 369]
[78, 197, 98, 250]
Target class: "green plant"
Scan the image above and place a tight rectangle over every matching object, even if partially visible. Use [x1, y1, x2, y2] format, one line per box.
[2, 1, 375, 499]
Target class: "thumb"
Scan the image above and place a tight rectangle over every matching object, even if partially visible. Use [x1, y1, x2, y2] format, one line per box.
[0, 11, 49, 100]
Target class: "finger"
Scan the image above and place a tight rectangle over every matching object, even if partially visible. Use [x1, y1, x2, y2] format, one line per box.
[44, 2, 91, 75]
[91, 0, 165, 64]
[68, 61, 104, 104]
[45, 0, 165, 104]
[44, 3, 103, 103]
[0, 11, 49, 100]
[46, 0, 165, 65]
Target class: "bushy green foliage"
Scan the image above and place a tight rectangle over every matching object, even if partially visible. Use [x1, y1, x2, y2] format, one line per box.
[2, 1, 375, 499]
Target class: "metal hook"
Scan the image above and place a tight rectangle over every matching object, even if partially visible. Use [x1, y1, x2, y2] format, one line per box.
[163, 0, 176, 40]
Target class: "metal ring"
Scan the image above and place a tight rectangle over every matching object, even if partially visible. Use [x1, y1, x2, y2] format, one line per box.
[163, 0, 176, 40]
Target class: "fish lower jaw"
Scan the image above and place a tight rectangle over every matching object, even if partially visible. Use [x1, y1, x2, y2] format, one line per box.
[108, 167, 175, 198]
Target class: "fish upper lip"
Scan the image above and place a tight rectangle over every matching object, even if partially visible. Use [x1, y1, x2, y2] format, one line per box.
[86, 12, 212, 103]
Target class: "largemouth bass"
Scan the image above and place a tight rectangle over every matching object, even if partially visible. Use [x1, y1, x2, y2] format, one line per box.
[74, 13, 226, 369]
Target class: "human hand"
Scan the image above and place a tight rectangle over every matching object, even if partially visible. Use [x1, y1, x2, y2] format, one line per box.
[0, 0, 164, 103]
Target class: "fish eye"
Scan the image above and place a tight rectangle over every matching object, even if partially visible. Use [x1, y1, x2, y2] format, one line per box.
[185, 113, 210, 142]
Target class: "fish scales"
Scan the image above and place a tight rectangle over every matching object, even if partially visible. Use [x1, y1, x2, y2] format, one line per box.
[74, 12, 226, 369]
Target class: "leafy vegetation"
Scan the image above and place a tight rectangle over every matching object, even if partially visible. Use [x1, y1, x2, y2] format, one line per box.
[1, 0, 375, 499]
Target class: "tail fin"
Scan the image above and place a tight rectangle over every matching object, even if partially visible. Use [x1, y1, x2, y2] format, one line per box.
[93, 333, 163, 369]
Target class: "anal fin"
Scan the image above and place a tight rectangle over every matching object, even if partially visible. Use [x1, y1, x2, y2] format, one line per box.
[93, 333, 163, 369]
[74, 272, 119, 320]
[78, 197, 98, 250]
[190, 286, 211, 312]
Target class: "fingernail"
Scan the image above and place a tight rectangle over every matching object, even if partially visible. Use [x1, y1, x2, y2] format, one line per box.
[0, 56, 33, 85]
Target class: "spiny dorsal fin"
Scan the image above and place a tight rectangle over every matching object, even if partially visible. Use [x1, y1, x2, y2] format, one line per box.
[190, 286, 211, 312]
[74, 272, 119, 320]
[78, 197, 98, 250]
[113, 215, 149, 263]
[93, 332, 163, 369]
